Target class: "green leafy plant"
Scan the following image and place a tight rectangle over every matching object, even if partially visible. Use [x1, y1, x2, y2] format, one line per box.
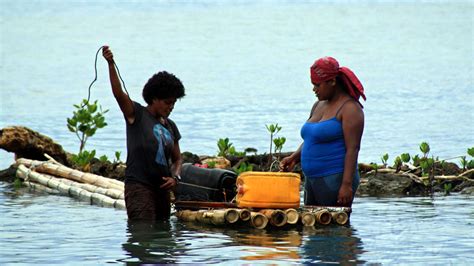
[71, 149, 96, 169]
[419, 142, 430, 158]
[420, 157, 435, 177]
[99, 155, 108, 163]
[217, 138, 233, 157]
[412, 154, 421, 167]
[460, 156, 467, 171]
[235, 162, 253, 175]
[381, 153, 389, 167]
[13, 177, 24, 189]
[273, 137, 286, 155]
[206, 161, 217, 169]
[400, 153, 411, 163]
[67, 99, 108, 154]
[393, 156, 402, 172]
[114, 151, 122, 163]
[467, 147, 474, 157]
[443, 183, 452, 196]
[228, 146, 246, 157]
[266, 123, 282, 157]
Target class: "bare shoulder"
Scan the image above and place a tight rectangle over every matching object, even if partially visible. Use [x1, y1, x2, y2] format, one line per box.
[340, 100, 364, 120]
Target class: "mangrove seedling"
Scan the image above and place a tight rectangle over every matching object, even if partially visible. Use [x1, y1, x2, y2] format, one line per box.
[412, 154, 421, 167]
[217, 138, 233, 157]
[381, 153, 389, 168]
[467, 147, 474, 157]
[114, 151, 122, 163]
[400, 153, 411, 164]
[273, 137, 286, 156]
[67, 99, 108, 154]
[394, 156, 402, 172]
[419, 142, 430, 158]
[266, 123, 282, 158]
[460, 156, 467, 171]
[99, 155, 108, 163]
[443, 183, 452, 196]
[71, 149, 96, 171]
[235, 161, 253, 175]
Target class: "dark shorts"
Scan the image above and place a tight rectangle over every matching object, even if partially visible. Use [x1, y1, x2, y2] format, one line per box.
[124, 181, 171, 221]
[304, 171, 360, 206]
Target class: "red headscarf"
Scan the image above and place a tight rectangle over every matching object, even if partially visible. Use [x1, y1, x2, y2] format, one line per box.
[310, 56, 366, 101]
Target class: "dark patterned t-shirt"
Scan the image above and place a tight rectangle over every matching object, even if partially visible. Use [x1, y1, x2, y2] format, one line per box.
[124, 101, 181, 187]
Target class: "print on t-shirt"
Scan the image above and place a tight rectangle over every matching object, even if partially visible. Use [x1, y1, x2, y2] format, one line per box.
[152, 123, 174, 167]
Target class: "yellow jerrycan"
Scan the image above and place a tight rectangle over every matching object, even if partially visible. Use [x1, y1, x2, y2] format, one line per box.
[236, 171, 300, 209]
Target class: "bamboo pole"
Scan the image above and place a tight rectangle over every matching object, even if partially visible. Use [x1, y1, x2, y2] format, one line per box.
[260, 209, 287, 227]
[222, 209, 240, 224]
[24, 180, 59, 194]
[313, 209, 332, 225]
[196, 210, 213, 224]
[16, 158, 124, 191]
[331, 211, 349, 225]
[285, 208, 299, 224]
[250, 212, 268, 229]
[237, 208, 251, 222]
[300, 212, 316, 226]
[16, 164, 125, 210]
[41, 174, 124, 199]
[176, 210, 199, 222]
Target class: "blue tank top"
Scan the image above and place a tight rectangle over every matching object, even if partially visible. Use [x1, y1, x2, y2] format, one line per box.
[300, 117, 345, 178]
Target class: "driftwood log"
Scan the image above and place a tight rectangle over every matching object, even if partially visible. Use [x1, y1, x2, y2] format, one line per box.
[0, 126, 69, 165]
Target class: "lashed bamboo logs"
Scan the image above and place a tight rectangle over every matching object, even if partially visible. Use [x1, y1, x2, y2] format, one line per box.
[176, 207, 349, 229]
[176, 210, 198, 222]
[260, 209, 288, 227]
[16, 164, 125, 209]
[300, 212, 316, 226]
[331, 211, 349, 225]
[250, 212, 269, 229]
[24, 180, 59, 194]
[177, 209, 240, 225]
[237, 208, 251, 221]
[285, 208, 299, 224]
[16, 158, 124, 191]
[313, 209, 332, 225]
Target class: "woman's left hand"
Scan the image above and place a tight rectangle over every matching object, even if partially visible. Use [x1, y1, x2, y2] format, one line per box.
[337, 184, 353, 206]
[160, 176, 177, 190]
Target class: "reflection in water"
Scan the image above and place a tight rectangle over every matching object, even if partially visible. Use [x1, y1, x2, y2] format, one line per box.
[301, 225, 365, 264]
[121, 220, 181, 264]
[233, 229, 302, 261]
[172, 220, 366, 264]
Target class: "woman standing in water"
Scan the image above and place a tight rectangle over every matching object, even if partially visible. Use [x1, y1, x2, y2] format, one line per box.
[102, 46, 185, 221]
[280, 56, 365, 207]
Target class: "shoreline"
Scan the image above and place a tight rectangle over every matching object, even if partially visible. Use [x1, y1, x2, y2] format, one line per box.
[1, 125, 473, 197]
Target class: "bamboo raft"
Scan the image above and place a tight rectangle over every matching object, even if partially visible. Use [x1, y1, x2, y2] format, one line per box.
[15, 158, 125, 209]
[174, 201, 351, 229]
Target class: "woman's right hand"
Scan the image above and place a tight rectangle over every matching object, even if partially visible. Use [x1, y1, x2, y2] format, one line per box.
[102, 45, 114, 63]
[279, 156, 296, 172]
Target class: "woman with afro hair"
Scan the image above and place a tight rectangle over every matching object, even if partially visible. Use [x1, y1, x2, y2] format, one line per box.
[103, 46, 185, 221]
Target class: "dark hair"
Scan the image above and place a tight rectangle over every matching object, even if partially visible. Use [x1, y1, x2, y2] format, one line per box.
[142, 71, 185, 104]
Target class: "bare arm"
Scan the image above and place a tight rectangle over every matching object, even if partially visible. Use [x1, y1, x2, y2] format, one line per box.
[279, 143, 303, 172]
[160, 140, 182, 190]
[102, 46, 135, 124]
[170, 140, 183, 178]
[338, 102, 364, 206]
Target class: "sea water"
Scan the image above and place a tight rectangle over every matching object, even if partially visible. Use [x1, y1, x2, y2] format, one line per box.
[0, 1, 473, 264]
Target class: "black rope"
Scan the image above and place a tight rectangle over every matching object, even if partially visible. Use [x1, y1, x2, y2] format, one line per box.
[83, 46, 130, 106]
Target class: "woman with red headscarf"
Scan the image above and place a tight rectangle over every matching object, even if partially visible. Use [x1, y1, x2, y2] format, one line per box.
[280, 56, 365, 208]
